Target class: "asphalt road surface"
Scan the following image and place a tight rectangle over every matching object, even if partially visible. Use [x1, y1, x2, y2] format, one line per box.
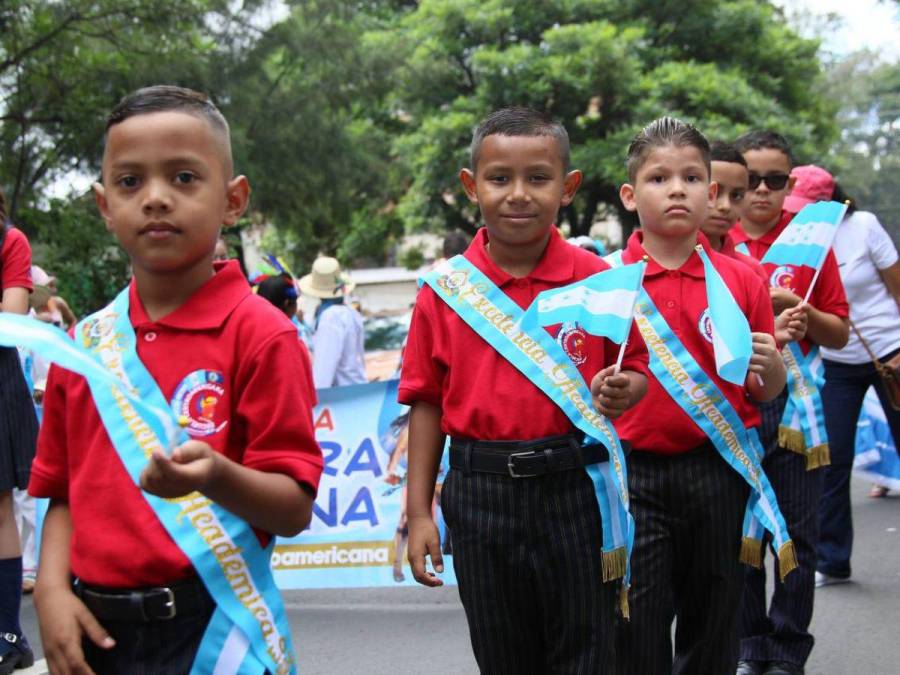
[19, 477, 898, 674]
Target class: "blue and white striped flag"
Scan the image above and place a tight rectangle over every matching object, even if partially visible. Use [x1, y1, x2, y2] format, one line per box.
[531, 262, 646, 343]
[697, 247, 753, 385]
[761, 201, 846, 271]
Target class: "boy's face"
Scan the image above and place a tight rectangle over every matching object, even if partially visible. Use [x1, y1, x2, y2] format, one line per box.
[740, 148, 795, 228]
[619, 144, 715, 240]
[459, 134, 581, 249]
[94, 111, 248, 279]
[704, 160, 748, 239]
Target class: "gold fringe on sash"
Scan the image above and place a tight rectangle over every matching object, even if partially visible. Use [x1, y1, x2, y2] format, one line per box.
[777, 541, 799, 581]
[777, 425, 806, 454]
[618, 585, 630, 620]
[804, 443, 830, 471]
[740, 537, 764, 569]
[602, 547, 627, 582]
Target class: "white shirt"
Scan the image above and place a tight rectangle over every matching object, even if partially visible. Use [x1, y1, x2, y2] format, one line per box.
[312, 303, 367, 388]
[820, 210, 900, 364]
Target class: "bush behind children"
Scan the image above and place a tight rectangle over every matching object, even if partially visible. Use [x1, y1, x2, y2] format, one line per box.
[28, 86, 323, 674]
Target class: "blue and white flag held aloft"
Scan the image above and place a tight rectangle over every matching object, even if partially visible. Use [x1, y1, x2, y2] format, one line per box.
[529, 262, 646, 344]
[696, 246, 753, 385]
[761, 201, 847, 271]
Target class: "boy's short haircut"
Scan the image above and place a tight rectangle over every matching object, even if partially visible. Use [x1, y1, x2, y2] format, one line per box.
[105, 85, 232, 171]
[470, 107, 570, 172]
[710, 140, 747, 166]
[626, 116, 710, 182]
[733, 130, 794, 167]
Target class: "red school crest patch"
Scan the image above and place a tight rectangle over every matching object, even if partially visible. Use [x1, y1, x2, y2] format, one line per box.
[557, 323, 588, 366]
[769, 265, 796, 292]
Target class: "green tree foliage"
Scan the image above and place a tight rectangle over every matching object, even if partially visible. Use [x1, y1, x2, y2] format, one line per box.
[824, 52, 900, 242]
[385, 0, 837, 238]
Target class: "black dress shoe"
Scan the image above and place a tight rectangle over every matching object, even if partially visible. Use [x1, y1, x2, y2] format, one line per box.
[736, 660, 766, 675]
[0, 632, 34, 675]
[764, 661, 804, 675]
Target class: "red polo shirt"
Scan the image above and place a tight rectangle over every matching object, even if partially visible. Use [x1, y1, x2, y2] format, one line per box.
[731, 211, 849, 354]
[719, 234, 769, 286]
[613, 231, 775, 455]
[29, 261, 323, 587]
[399, 227, 649, 441]
[1, 228, 33, 292]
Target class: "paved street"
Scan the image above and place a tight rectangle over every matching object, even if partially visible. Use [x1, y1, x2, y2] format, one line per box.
[19, 477, 898, 674]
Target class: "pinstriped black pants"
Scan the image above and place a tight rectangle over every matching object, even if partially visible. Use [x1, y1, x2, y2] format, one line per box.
[440, 466, 617, 675]
[614, 444, 750, 675]
[738, 391, 823, 667]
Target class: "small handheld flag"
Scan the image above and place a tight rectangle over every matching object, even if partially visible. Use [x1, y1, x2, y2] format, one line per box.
[697, 246, 753, 385]
[531, 262, 646, 345]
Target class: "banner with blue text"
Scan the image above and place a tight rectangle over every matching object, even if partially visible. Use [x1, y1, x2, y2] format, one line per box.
[273, 379, 455, 589]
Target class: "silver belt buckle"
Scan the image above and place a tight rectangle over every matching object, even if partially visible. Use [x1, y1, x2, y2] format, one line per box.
[507, 450, 540, 478]
[151, 587, 177, 620]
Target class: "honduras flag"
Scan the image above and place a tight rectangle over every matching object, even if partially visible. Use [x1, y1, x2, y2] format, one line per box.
[761, 201, 847, 271]
[697, 247, 753, 385]
[530, 262, 646, 344]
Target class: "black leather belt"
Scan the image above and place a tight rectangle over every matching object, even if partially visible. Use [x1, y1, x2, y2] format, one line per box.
[73, 576, 209, 622]
[449, 434, 619, 478]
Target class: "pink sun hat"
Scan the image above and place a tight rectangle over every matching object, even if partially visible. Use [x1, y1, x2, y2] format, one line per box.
[784, 165, 835, 214]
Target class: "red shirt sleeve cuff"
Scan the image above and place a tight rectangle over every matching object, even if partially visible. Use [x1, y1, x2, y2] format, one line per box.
[27, 465, 68, 500]
[243, 452, 324, 496]
[397, 386, 441, 408]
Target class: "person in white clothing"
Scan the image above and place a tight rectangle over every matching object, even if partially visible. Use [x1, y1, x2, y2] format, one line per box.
[784, 166, 900, 588]
[299, 257, 367, 388]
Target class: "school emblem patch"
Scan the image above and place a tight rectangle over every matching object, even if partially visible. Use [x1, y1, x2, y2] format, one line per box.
[698, 308, 714, 344]
[558, 323, 588, 366]
[769, 265, 796, 292]
[171, 369, 228, 437]
[437, 270, 468, 296]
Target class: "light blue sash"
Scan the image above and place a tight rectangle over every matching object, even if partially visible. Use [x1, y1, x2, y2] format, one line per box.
[606, 250, 797, 577]
[1, 291, 298, 674]
[778, 342, 830, 469]
[421, 256, 635, 612]
[735, 242, 751, 256]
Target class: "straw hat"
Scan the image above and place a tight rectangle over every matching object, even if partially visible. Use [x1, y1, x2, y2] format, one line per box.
[298, 257, 355, 299]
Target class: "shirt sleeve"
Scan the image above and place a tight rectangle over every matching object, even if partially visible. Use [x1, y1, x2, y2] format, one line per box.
[28, 365, 69, 499]
[746, 272, 776, 337]
[866, 214, 899, 270]
[398, 290, 446, 407]
[236, 330, 324, 494]
[1, 229, 33, 292]
[311, 308, 343, 388]
[810, 251, 849, 319]
[618, 319, 650, 377]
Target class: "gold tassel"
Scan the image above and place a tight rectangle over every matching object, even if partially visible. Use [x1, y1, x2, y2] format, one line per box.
[619, 585, 630, 620]
[778, 426, 806, 454]
[602, 547, 626, 582]
[803, 443, 830, 471]
[778, 541, 799, 581]
[740, 537, 763, 568]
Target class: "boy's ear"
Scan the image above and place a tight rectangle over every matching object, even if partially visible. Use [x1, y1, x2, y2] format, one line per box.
[223, 175, 251, 227]
[93, 182, 114, 233]
[619, 183, 638, 213]
[708, 180, 719, 208]
[787, 174, 797, 192]
[560, 170, 583, 207]
[459, 169, 478, 203]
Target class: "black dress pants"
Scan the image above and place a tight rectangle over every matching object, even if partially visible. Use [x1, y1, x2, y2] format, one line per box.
[441, 465, 617, 675]
[615, 443, 750, 675]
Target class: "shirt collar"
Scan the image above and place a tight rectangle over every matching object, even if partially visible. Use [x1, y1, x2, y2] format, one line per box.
[623, 229, 710, 279]
[733, 211, 792, 245]
[464, 226, 575, 287]
[129, 260, 251, 330]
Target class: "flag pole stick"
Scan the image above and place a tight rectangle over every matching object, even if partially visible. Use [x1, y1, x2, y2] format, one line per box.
[614, 260, 648, 374]
[801, 200, 849, 304]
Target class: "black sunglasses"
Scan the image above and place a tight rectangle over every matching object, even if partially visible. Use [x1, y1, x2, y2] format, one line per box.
[748, 173, 790, 191]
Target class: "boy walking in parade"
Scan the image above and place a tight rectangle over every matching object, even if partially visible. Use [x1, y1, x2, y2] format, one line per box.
[610, 118, 792, 675]
[400, 107, 649, 674]
[27, 86, 323, 674]
[731, 131, 849, 675]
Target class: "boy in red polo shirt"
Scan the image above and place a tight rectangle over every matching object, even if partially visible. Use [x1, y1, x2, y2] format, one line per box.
[400, 107, 649, 673]
[611, 118, 787, 675]
[731, 131, 848, 675]
[28, 86, 322, 674]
